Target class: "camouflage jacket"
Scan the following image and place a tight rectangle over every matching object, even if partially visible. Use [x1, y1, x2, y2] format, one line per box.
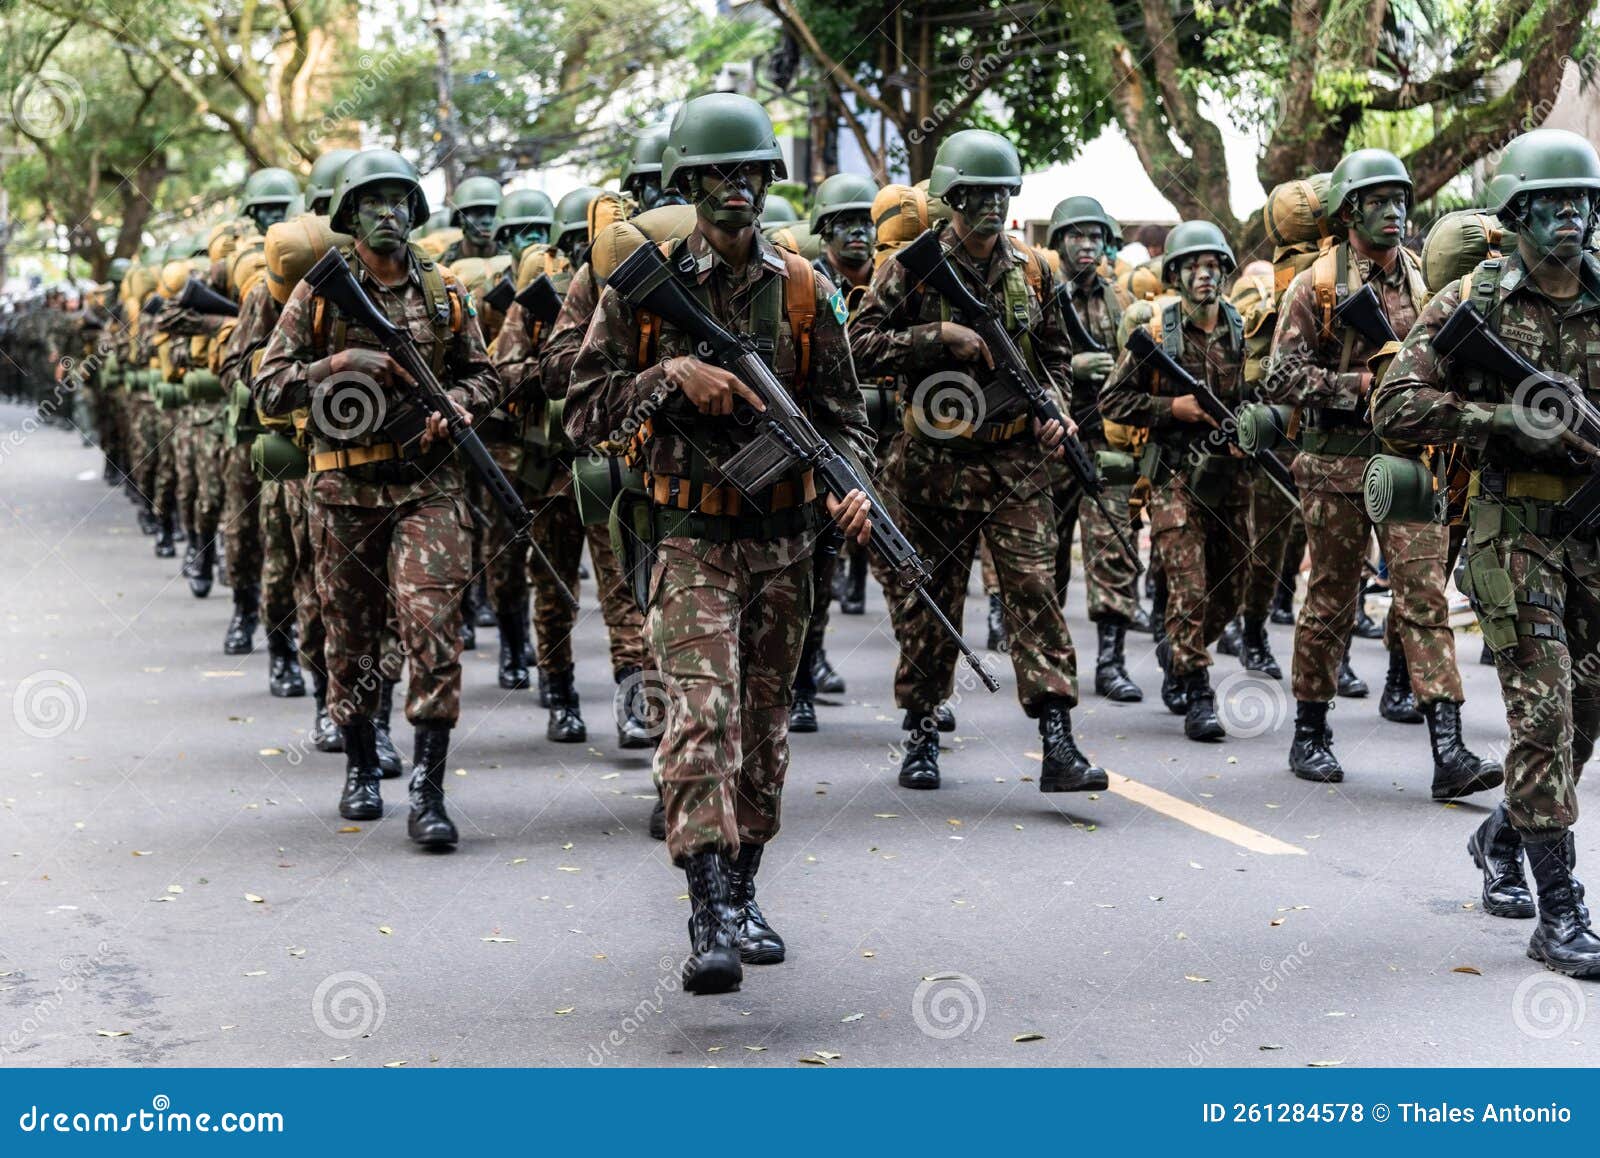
[849, 225, 1071, 509]
[566, 228, 873, 499]
[255, 248, 499, 507]
[439, 239, 498, 265]
[1372, 250, 1600, 480]
[1100, 300, 1246, 452]
[535, 260, 601, 403]
[1062, 270, 1123, 442]
[219, 280, 281, 392]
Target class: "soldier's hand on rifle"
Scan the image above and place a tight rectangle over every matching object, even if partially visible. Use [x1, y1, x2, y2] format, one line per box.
[1034, 416, 1071, 459]
[1171, 394, 1218, 427]
[1071, 351, 1115, 383]
[940, 322, 993, 367]
[1488, 403, 1564, 456]
[420, 395, 471, 452]
[664, 355, 766, 417]
[826, 488, 873, 546]
[313, 348, 415, 393]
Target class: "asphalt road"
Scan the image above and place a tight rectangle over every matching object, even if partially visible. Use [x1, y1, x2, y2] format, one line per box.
[3, 402, 1597, 1069]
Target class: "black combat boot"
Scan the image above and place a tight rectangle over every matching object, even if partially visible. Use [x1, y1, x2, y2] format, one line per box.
[337, 717, 383, 821]
[137, 500, 159, 536]
[1425, 700, 1504, 800]
[839, 550, 867, 615]
[1378, 647, 1423, 723]
[496, 610, 529, 690]
[1093, 619, 1143, 702]
[373, 679, 404, 778]
[1240, 615, 1281, 679]
[536, 667, 551, 708]
[613, 666, 655, 750]
[311, 669, 342, 753]
[1038, 697, 1108, 792]
[648, 787, 667, 841]
[1467, 803, 1535, 919]
[473, 576, 496, 628]
[266, 627, 306, 698]
[181, 525, 198, 580]
[185, 534, 216, 598]
[1335, 645, 1367, 698]
[1479, 640, 1495, 666]
[223, 584, 259, 655]
[729, 844, 786, 964]
[1128, 602, 1154, 634]
[790, 643, 819, 734]
[1525, 834, 1600, 979]
[682, 849, 743, 994]
[933, 703, 956, 733]
[1289, 700, 1343, 783]
[1353, 603, 1384, 639]
[1270, 568, 1296, 625]
[1156, 637, 1188, 715]
[897, 713, 941, 790]
[407, 722, 459, 849]
[545, 667, 587, 743]
[153, 510, 176, 558]
[1217, 617, 1243, 658]
[1183, 670, 1226, 742]
[812, 649, 845, 695]
[986, 593, 1008, 652]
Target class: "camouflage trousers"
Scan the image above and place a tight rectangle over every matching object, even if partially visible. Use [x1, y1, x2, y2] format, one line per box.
[1149, 470, 1253, 676]
[1051, 476, 1141, 623]
[259, 480, 304, 636]
[313, 493, 470, 726]
[153, 407, 179, 520]
[479, 439, 526, 616]
[282, 477, 326, 680]
[178, 417, 225, 540]
[175, 413, 201, 530]
[649, 535, 810, 863]
[887, 490, 1078, 715]
[528, 481, 647, 677]
[98, 387, 126, 479]
[1465, 506, 1600, 836]
[220, 443, 263, 590]
[1293, 483, 1463, 705]
[1242, 464, 1305, 620]
[126, 398, 160, 507]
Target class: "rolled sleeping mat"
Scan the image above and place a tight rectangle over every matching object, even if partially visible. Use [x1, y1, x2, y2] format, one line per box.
[182, 369, 225, 403]
[1236, 403, 1294, 456]
[249, 431, 310, 482]
[1363, 453, 1441, 524]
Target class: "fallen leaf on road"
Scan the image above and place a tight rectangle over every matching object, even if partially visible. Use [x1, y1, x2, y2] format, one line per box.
[815, 1050, 841, 1060]
[481, 937, 517, 943]
[841, 1013, 864, 1023]
[872, 813, 898, 819]
[329, 1055, 350, 1062]
[508, 858, 527, 865]
[244, 893, 264, 903]
[554, 1007, 574, 1015]
[557, 866, 581, 873]
[745, 1046, 766, 1052]
[132, 850, 153, 857]
[288, 948, 306, 958]
[242, 971, 266, 977]
[337, 826, 361, 834]
[96, 1030, 130, 1038]
[1259, 1045, 1283, 1051]
[1013, 1033, 1045, 1043]
[166, 884, 183, 894]
[258, 748, 282, 756]
[382, 1061, 406, 1068]
[1307, 1060, 1344, 1067]
[600, 773, 619, 781]
[862, 951, 875, 958]
[1452, 965, 1482, 975]
[378, 926, 392, 936]
[797, 1057, 827, 1066]
[1185, 975, 1211, 983]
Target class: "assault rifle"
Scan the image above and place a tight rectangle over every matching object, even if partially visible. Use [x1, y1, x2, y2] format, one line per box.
[894, 230, 1141, 571]
[1124, 326, 1301, 508]
[1047, 282, 1106, 354]
[1433, 299, 1600, 530]
[515, 274, 564, 329]
[1332, 282, 1396, 347]
[483, 276, 516, 313]
[303, 248, 577, 609]
[607, 237, 1000, 692]
[176, 277, 240, 318]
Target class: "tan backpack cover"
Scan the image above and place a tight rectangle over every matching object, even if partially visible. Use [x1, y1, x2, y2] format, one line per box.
[1421, 209, 1505, 296]
[1262, 173, 1333, 249]
[587, 191, 634, 239]
[513, 244, 570, 291]
[264, 214, 352, 305]
[871, 184, 929, 268]
[590, 222, 652, 283]
[413, 227, 461, 258]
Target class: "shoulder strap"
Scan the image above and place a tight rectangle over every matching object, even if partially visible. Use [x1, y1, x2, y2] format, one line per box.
[1310, 246, 1340, 342]
[1160, 299, 1183, 360]
[1220, 299, 1244, 351]
[633, 240, 679, 370]
[780, 248, 815, 387]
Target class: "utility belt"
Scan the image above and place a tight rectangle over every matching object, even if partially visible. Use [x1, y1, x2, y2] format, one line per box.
[901, 392, 1029, 447]
[1140, 441, 1247, 505]
[1468, 471, 1595, 540]
[645, 468, 817, 519]
[1463, 489, 1585, 655]
[308, 438, 442, 485]
[1298, 428, 1378, 458]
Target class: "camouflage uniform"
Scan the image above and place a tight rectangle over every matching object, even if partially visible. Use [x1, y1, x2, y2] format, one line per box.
[1242, 464, 1305, 618]
[1101, 300, 1252, 676]
[1373, 251, 1600, 834]
[254, 249, 498, 727]
[565, 229, 871, 862]
[850, 223, 1078, 717]
[1264, 245, 1463, 706]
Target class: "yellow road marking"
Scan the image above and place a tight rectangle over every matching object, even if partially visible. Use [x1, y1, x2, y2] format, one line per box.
[1026, 754, 1306, 855]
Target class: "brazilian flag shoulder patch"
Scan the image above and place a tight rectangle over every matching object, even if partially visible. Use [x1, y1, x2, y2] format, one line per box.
[828, 288, 848, 325]
[464, 292, 478, 318]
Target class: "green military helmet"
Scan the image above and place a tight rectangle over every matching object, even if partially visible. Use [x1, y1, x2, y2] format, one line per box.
[448, 175, 504, 226]
[492, 188, 556, 242]
[413, 209, 453, 238]
[107, 257, 131, 283]
[551, 186, 602, 250]
[926, 130, 1022, 198]
[762, 196, 798, 223]
[1327, 149, 1412, 215]
[329, 148, 428, 234]
[1484, 129, 1600, 215]
[242, 167, 301, 212]
[661, 93, 786, 191]
[810, 172, 878, 233]
[621, 124, 671, 194]
[1047, 195, 1117, 247]
[306, 148, 358, 215]
[1160, 219, 1237, 283]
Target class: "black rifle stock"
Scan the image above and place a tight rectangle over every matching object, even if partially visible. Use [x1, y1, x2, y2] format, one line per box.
[302, 248, 576, 610]
[483, 276, 516, 314]
[1124, 326, 1302, 509]
[1048, 282, 1106, 354]
[176, 277, 240, 318]
[141, 294, 166, 317]
[893, 231, 1142, 571]
[607, 239, 1000, 692]
[1433, 299, 1600, 528]
[1332, 282, 1396, 347]
[515, 274, 564, 329]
